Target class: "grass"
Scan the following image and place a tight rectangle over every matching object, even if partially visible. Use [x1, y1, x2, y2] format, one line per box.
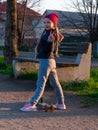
[60, 77, 98, 107]
[0, 46, 5, 50]
[0, 56, 13, 76]
[93, 54, 98, 58]
[0, 56, 98, 107]
[19, 71, 38, 80]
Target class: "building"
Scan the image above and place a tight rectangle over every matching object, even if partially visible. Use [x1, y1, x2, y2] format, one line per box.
[34, 10, 88, 42]
[0, 2, 41, 46]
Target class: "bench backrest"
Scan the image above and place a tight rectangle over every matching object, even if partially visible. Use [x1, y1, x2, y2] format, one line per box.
[58, 42, 89, 56]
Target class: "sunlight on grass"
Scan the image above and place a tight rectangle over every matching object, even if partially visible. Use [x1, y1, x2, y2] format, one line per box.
[60, 68, 98, 106]
[19, 71, 38, 80]
[0, 56, 13, 76]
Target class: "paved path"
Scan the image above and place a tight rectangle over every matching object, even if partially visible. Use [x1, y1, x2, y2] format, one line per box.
[0, 74, 98, 130]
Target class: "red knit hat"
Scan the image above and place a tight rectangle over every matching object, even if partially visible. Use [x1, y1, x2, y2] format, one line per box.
[44, 13, 58, 25]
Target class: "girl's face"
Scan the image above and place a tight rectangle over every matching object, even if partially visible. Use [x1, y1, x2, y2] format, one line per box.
[44, 18, 55, 30]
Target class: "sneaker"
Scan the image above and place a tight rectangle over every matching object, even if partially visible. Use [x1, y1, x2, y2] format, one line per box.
[20, 103, 37, 112]
[53, 103, 66, 110]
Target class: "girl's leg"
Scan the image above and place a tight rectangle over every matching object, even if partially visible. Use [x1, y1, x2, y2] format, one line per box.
[29, 60, 51, 105]
[49, 68, 65, 105]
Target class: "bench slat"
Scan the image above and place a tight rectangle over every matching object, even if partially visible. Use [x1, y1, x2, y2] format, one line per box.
[59, 42, 89, 55]
[56, 62, 78, 67]
[14, 57, 39, 63]
[59, 49, 87, 54]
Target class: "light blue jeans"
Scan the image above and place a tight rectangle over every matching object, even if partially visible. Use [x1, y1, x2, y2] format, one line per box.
[30, 59, 65, 105]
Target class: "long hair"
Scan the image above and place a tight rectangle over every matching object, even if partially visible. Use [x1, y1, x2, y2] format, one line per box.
[53, 26, 64, 57]
[53, 26, 60, 44]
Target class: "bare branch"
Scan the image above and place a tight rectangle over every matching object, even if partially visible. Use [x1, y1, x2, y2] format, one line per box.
[64, 0, 98, 43]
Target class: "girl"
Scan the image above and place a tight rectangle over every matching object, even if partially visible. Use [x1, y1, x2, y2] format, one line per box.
[20, 13, 66, 111]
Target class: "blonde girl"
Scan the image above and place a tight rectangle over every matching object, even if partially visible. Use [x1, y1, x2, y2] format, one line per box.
[20, 13, 66, 111]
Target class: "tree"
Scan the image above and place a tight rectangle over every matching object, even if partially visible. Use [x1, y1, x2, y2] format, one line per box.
[64, 0, 98, 44]
[4, 0, 18, 64]
[17, 0, 42, 45]
[17, 0, 28, 45]
[4, 0, 42, 64]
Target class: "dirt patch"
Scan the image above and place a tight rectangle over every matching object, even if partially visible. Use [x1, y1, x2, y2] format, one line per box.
[0, 74, 98, 130]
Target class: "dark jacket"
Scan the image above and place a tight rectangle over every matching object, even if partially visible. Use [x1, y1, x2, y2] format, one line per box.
[37, 29, 55, 59]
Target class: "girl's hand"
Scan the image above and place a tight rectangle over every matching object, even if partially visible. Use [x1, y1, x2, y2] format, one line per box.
[48, 31, 54, 41]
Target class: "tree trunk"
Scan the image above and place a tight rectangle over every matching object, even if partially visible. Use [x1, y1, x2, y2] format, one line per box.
[4, 0, 18, 64]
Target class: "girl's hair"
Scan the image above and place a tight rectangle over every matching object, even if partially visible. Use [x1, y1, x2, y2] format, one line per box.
[53, 26, 60, 57]
[53, 26, 64, 57]
[53, 26, 60, 44]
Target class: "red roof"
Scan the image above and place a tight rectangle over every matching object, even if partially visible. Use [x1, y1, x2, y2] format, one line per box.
[0, 2, 6, 12]
[0, 2, 41, 17]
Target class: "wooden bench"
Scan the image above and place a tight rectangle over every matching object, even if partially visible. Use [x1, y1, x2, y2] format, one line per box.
[12, 42, 92, 82]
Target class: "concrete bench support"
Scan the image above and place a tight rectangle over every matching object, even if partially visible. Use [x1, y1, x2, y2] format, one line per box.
[12, 59, 39, 79]
[56, 43, 92, 82]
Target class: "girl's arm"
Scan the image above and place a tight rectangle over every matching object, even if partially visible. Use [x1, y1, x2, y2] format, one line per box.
[58, 31, 64, 43]
[34, 39, 40, 59]
[35, 39, 40, 53]
[56, 27, 64, 43]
